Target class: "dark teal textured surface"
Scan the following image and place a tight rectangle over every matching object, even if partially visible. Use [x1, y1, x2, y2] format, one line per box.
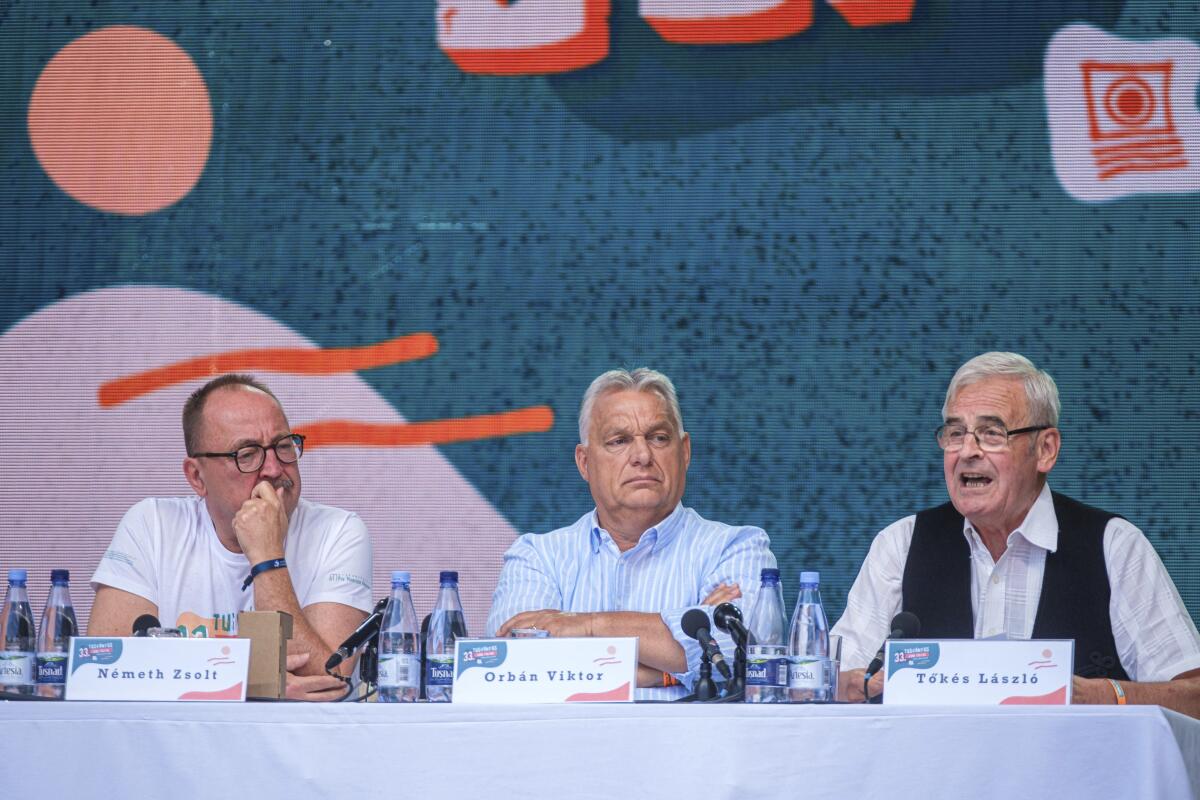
[0, 1, 1197, 625]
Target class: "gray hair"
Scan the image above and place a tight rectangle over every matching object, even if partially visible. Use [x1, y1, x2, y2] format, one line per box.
[578, 368, 685, 444]
[943, 352, 1060, 427]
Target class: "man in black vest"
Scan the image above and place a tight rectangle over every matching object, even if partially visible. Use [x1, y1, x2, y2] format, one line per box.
[832, 352, 1200, 716]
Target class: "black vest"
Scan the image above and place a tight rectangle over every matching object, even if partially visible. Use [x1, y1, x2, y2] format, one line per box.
[901, 491, 1130, 680]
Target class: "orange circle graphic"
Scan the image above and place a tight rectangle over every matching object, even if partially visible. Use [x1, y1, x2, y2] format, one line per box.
[27, 25, 213, 216]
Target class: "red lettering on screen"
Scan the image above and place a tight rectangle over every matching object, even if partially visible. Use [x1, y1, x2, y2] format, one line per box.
[642, 0, 813, 46]
[437, 0, 610, 76]
[439, 0, 914, 74]
[827, 0, 916, 28]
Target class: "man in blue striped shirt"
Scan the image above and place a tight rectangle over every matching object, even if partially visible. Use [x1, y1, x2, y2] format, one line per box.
[488, 367, 777, 700]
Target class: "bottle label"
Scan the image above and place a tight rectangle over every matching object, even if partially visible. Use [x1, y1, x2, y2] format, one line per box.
[787, 656, 826, 690]
[745, 656, 788, 688]
[36, 652, 68, 685]
[0, 652, 35, 685]
[377, 654, 419, 688]
[426, 654, 455, 687]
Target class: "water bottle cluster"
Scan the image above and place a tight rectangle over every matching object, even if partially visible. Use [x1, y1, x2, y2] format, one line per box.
[376, 570, 468, 703]
[1, 568, 78, 698]
[744, 568, 834, 704]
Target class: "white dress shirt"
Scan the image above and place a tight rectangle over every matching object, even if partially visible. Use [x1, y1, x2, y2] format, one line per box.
[832, 484, 1200, 682]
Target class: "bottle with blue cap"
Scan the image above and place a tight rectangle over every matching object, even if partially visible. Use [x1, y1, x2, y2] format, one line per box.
[745, 567, 788, 703]
[36, 569, 78, 699]
[1, 568, 37, 696]
[377, 570, 420, 703]
[424, 570, 468, 702]
[787, 570, 830, 702]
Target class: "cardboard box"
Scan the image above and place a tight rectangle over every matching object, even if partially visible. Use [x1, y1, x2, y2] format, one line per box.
[238, 611, 293, 700]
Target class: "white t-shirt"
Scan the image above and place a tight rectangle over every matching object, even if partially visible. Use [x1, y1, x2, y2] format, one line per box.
[92, 496, 373, 637]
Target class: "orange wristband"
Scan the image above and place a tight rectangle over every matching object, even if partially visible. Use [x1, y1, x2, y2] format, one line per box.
[1107, 678, 1127, 705]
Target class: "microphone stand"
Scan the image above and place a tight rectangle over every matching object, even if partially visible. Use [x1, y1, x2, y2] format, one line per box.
[726, 639, 746, 697]
[360, 635, 379, 687]
[694, 654, 719, 701]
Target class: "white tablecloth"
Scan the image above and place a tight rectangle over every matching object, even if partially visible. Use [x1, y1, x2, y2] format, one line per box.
[4, 701, 1197, 799]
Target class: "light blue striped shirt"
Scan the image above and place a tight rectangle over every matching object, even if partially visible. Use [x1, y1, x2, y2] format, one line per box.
[487, 504, 777, 701]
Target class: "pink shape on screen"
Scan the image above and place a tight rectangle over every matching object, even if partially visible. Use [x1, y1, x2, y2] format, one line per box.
[566, 682, 632, 702]
[179, 682, 244, 701]
[0, 286, 521, 633]
[999, 686, 1069, 705]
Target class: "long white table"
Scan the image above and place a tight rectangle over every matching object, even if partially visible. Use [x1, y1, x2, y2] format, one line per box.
[4, 701, 1198, 798]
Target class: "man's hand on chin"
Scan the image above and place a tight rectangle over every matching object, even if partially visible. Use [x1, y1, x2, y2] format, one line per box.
[285, 651, 350, 702]
[233, 480, 290, 563]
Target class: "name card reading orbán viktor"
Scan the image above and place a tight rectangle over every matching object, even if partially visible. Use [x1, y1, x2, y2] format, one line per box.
[883, 639, 1074, 706]
[66, 637, 250, 701]
[452, 637, 638, 703]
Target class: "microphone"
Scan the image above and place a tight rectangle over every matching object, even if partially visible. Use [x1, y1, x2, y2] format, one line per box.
[863, 611, 921, 680]
[682, 608, 733, 680]
[713, 603, 750, 647]
[325, 598, 389, 671]
[132, 614, 161, 637]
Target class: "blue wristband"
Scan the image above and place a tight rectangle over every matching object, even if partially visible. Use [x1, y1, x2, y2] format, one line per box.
[242, 558, 287, 591]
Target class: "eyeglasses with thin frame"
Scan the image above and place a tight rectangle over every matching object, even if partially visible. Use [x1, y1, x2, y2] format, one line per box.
[191, 433, 305, 473]
[935, 423, 1050, 453]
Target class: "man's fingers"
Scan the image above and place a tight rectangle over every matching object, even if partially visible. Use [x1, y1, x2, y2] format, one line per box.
[286, 651, 310, 671]
[497, 612, 535, 637]
[702, 582, 742, 605]
[285, 671, 350, 702]
[723, 584, 742, 601]
[252, 480, 277, 503]
[498, 610, 559, 637]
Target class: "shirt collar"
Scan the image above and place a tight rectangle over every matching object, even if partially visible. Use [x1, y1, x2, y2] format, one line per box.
[588, 503, 686, 555]
[961, 483, 1059, 553]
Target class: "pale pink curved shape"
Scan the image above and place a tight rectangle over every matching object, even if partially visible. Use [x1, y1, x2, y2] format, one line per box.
[0, 286, 518, 632]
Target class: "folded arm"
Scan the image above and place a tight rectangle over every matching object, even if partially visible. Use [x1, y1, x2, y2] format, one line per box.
[234, 484, 372, 678]
[248, 572, 367, 677]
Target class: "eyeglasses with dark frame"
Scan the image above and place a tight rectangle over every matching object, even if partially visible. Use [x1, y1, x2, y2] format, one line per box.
[191, 434, 306, 473]
[935, 423, 1050, 453]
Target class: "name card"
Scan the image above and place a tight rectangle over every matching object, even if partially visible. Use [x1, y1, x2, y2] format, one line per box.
[66, 637, 250, 701]
[452, 637, 638, 703]
[884, 639, 1074, 705]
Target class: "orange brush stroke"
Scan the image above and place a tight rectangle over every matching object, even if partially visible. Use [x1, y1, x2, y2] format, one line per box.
[301, 406, 554, 449]
[98, 333, 439, 407]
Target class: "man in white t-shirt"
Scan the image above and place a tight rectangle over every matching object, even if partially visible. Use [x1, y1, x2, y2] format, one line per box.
[90, 374, 373, 700]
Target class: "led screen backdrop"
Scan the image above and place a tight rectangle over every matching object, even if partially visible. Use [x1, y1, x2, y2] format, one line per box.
[0, 1, 1197, 634]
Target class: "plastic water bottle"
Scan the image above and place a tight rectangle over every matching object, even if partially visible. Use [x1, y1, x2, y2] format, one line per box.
[1, 569, 37, 696]
[425, 570, 468, 702]
[747, 568, 787, 646]
[744, 567, 788, 703]
[36, 569, 78, 699]
[377, 570, 420, 703]
[787, 570, 830, 703]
